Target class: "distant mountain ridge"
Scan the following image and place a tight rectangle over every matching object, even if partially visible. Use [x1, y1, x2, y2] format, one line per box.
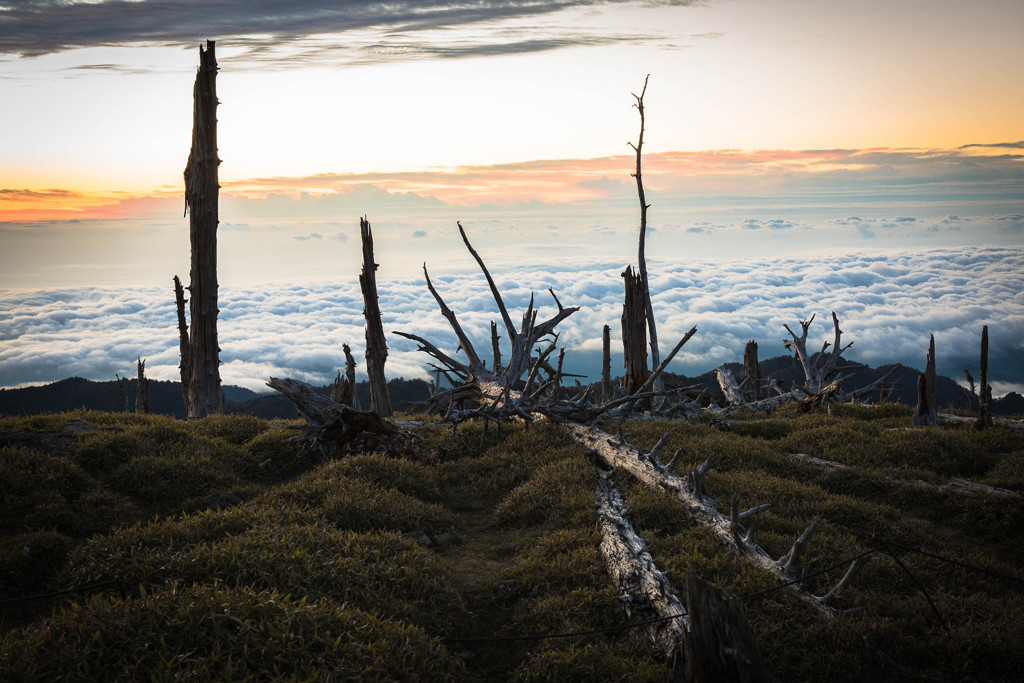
[1, 357, 1021, 417]
[0, 376, 433, 419]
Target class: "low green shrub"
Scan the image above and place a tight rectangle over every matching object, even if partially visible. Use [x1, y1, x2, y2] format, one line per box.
[0, 585, 466, 681]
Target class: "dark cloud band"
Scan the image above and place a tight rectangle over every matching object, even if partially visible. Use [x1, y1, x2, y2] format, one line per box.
[0, 0, 693, 61]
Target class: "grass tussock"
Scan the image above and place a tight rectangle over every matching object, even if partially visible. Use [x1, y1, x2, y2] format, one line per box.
[1, 407, 1023, 680]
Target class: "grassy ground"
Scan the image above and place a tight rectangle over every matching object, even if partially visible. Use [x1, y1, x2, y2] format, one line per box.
[1, 406, 1022, 680]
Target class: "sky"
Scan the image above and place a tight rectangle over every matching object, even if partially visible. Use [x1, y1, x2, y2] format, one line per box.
[1, 0, 1022, 396]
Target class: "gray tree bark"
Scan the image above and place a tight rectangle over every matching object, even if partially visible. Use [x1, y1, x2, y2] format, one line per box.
[359, 217, 392, 416]
[621, 265, 649, 395]
[178, 40, 223, 418]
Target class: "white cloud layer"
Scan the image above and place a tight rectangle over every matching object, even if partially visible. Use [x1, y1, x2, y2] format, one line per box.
[1, 246, 1021, 396]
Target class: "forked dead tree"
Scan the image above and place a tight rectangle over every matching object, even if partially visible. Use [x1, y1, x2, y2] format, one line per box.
[394, 222, 579, 404]
[359, 217, 391, 416]
[175, 40, 223, 418]
[783, 312, 851, 395]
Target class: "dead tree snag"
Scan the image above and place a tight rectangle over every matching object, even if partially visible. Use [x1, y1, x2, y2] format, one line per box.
[912, 335, 938, 427]
[621, 265, 649, 395]
[628, 75, 660, 379]
[359, 217, 391, 417]
[682, 568, 770, 683]
[783, 312, 851, 395]
[743, 340, 761, 402]
[976, 325, 993, 430]
[330, 343, 357, 407]
[135, 357, 150, 415]
[602, 324, 612, 404]
[176, 40, 223, 418]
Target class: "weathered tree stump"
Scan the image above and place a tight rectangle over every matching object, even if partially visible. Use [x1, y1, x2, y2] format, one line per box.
[267, 377, 415, 459]
[622, 265, 649, 396]
[330, 343, 357, 407]
[680, 567, 770, 683]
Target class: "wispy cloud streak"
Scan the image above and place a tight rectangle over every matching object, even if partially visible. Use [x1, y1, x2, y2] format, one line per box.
[0, 1, 695, 63]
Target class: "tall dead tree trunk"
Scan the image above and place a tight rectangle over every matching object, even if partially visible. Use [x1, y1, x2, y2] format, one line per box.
[359, 217, 391, 417]
[629, 75, 660, 383]
[135, 357, 150, 415]
[177, 40, 223, 418]
[977, 325, 993, 430]
[602, 324, 612, 404]
[743, 340, 760, 402]
[621, 266, 649, 395]
[912, 334, 938, 427]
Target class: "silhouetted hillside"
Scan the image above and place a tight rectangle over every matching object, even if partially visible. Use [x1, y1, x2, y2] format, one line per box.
[0, 361, 1017, 417]
[0, 376, 432, 418]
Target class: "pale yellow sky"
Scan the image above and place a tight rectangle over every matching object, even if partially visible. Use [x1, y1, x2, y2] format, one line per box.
[0, 0, 1021, 209]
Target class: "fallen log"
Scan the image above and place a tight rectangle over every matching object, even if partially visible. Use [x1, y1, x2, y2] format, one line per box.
[266, 377, 416, 459]
[568, 422, 866, 617]
[595, 467, 687, 659]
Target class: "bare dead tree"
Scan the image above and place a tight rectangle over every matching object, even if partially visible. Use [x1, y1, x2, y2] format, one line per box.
[394, 222, 579, 396]
[176, 40, 223, 418]
[783, 312, 853, 395]
[359, 217, 391, 416]
[912, 334, 938, 427]
[628, 75, 660, 380]
[976, 325, 993, 430]
[135, 357, 150, 415]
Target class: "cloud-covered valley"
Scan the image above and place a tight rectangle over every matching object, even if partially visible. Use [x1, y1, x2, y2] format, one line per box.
[2, 246, 1021, 398]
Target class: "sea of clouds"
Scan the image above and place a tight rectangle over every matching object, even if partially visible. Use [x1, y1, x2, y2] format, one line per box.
[2, 246, 1022, 396]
